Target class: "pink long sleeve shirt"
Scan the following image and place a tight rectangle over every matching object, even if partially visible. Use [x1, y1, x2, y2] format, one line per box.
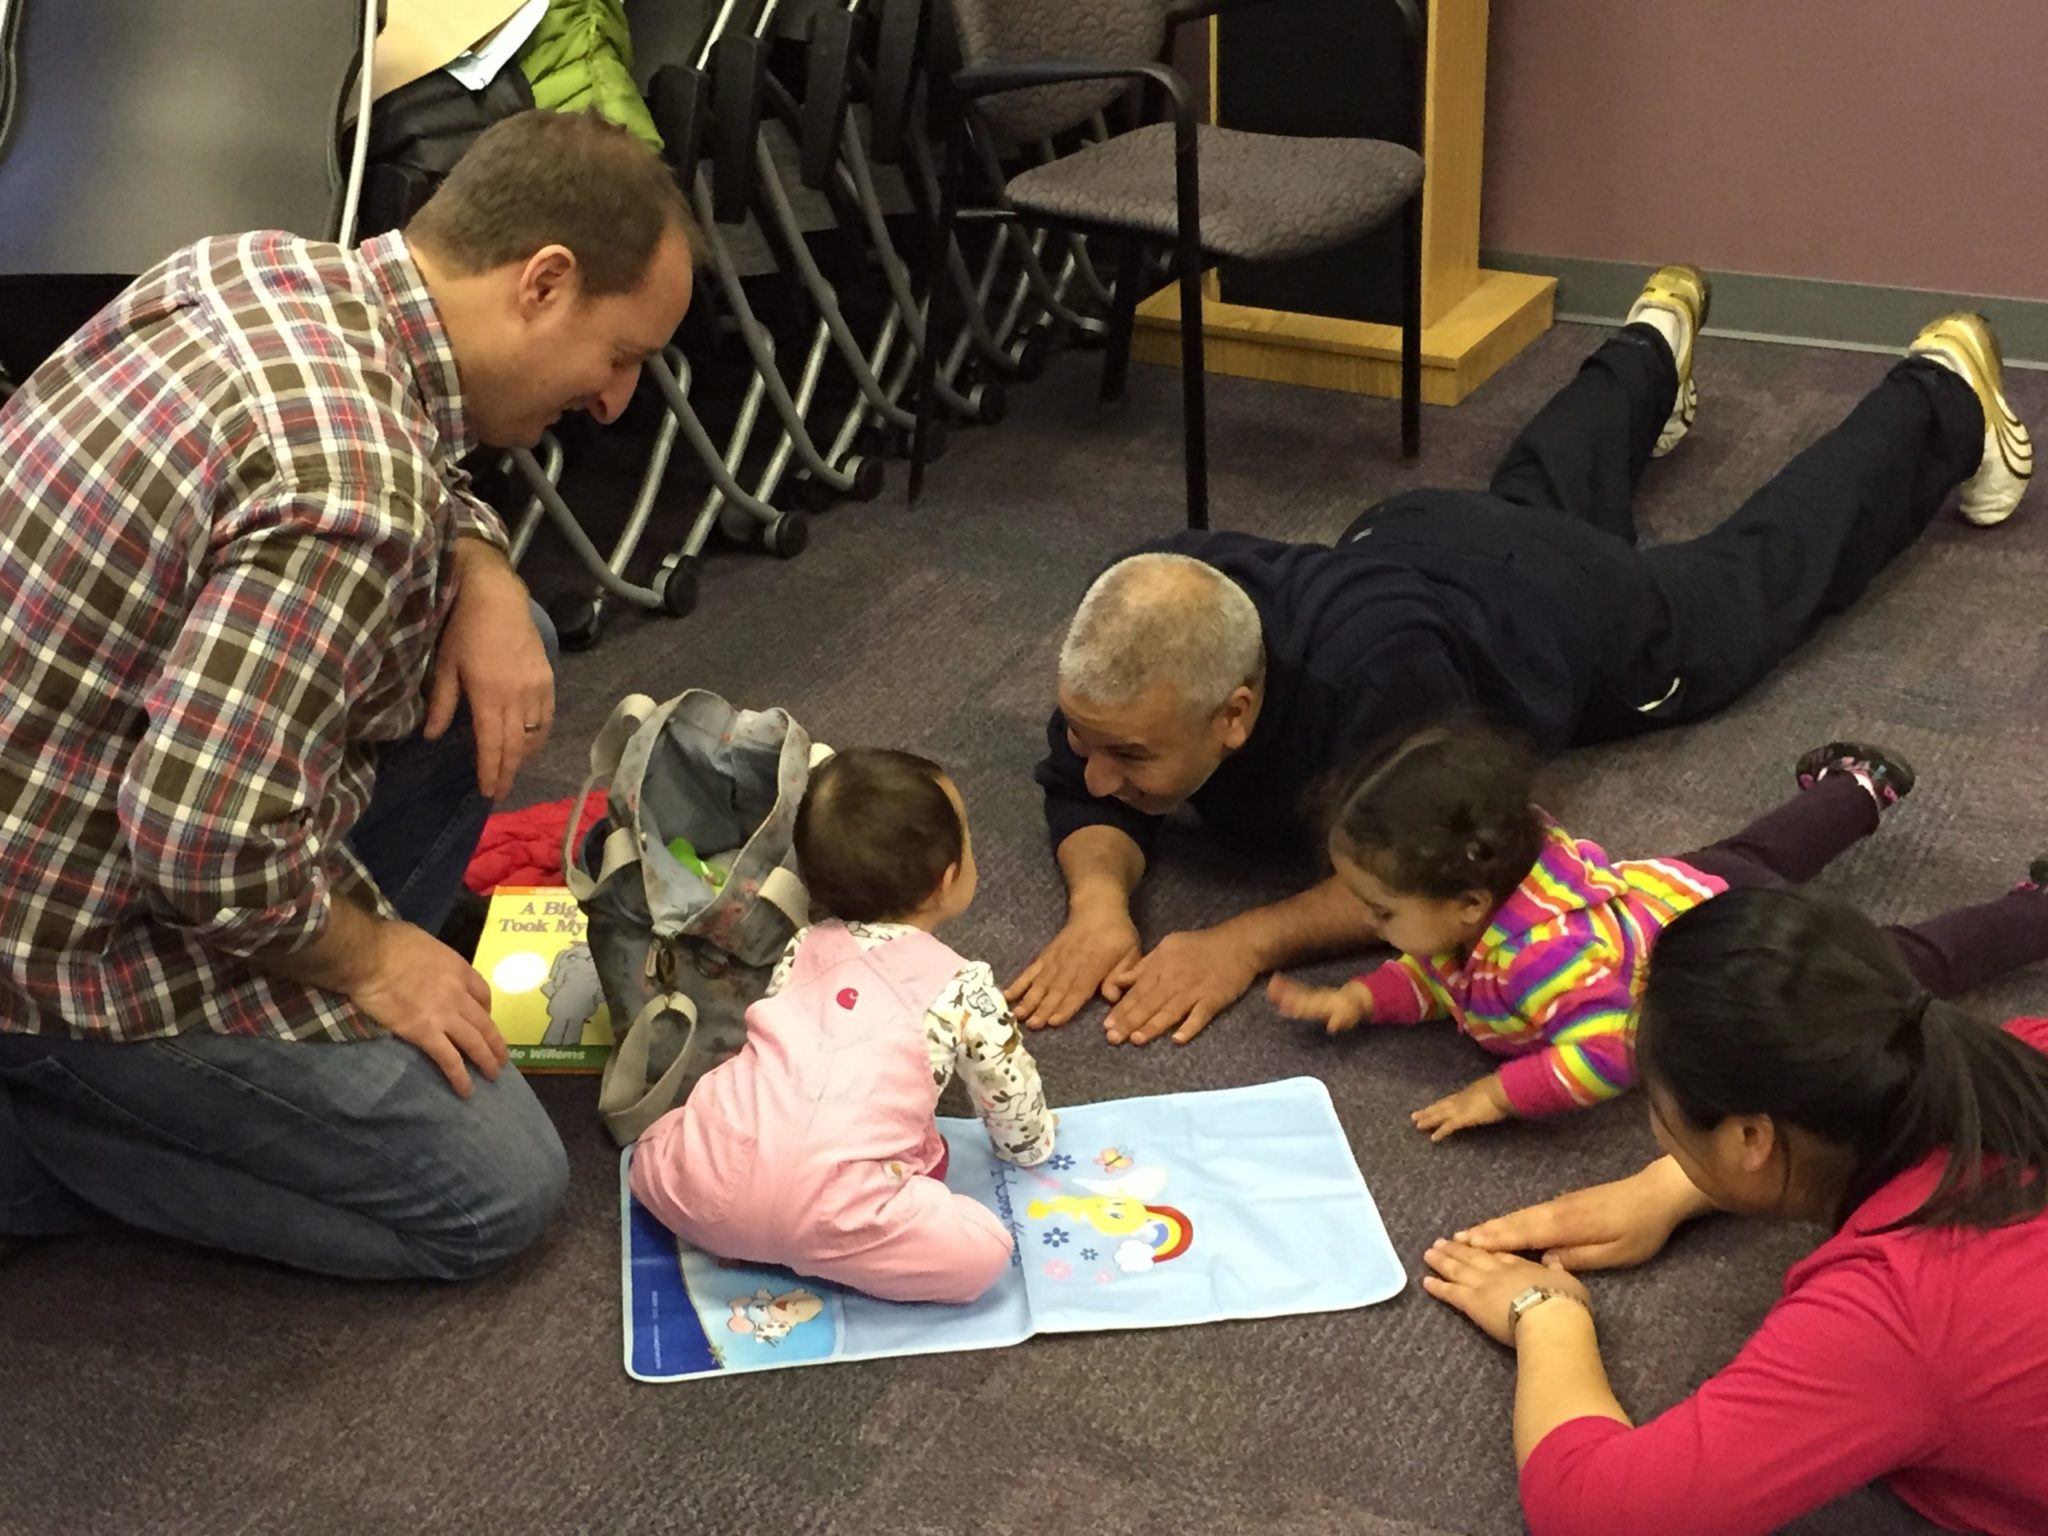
[1520, 1016, 2048, 1536]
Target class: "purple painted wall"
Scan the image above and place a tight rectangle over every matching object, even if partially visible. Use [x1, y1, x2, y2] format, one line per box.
[1482, 0, 2048, 299]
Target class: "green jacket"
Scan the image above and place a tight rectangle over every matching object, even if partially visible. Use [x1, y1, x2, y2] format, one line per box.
[517, 0, 663, 152]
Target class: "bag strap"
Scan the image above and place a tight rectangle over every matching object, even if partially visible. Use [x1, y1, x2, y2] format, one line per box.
[756, 865, 810, 932]
[562, 692, 660, 901]
[599, 989, 703, 1146]
[743, 737, 828, 932]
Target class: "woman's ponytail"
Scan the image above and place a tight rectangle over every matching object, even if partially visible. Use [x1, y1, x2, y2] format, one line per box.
[1863, 995, 2048, 1231]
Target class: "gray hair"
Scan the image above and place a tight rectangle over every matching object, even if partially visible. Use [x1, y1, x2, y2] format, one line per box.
[1058, 552, 1264, 716]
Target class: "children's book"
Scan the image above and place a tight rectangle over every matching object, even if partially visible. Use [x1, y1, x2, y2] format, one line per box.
[472, 885, 613, 1071]
[621, 1076, 1406, 1382]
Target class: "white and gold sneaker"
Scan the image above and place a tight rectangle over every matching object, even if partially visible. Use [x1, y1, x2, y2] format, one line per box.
[1908, 312, 2033, 526]
[1624, 264, 1712, 458]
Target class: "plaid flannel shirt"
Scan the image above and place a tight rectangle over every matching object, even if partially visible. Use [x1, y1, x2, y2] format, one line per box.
[0, 230, 508, 1044]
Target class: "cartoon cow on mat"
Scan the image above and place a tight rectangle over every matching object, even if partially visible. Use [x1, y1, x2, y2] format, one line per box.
[727, 1286, 824, 1345]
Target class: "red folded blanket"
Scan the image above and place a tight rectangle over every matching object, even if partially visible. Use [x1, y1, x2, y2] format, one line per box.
[463, 796, 608, 895]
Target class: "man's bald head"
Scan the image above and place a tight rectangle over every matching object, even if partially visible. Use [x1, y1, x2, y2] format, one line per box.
[1059, 552, 1264, 717]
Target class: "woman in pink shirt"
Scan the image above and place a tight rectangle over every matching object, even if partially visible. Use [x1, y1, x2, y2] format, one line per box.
[1421, 884, 2048, 1536]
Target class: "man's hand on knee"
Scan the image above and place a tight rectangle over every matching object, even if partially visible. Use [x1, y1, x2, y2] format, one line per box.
[352, 921, 511, 1097]
[1103, 927, 1261, 1047]
[254, 899, 507, 1097]
[1005, 908, 1141, 1029]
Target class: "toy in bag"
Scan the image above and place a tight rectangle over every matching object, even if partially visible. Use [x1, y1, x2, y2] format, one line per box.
[663, 836, 729, 887]
[563, 690, 830, 1145]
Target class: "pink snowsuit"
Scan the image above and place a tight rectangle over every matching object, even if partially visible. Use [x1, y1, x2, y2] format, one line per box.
[629, 921, 1016, 1304]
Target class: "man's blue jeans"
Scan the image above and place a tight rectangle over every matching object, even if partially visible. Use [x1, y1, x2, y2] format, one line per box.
[0, 603, 570, 1280]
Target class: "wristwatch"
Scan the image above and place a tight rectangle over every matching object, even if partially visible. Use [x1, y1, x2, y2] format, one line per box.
[1508, 1285, 1589, 1340]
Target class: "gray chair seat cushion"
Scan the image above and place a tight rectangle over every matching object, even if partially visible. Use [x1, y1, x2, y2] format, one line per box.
[1005, 122, 1422, 263]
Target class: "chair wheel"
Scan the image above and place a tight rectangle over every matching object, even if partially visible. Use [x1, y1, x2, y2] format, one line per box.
[1012, 330, 1052, 381]
[763, 513, 810, 559]
[795, 473, 836, 514]
[969, 383, 1007, 427]
[854, 423, 888, 459]
[548, 594, 604, 652]
[716, 503, 758, 543]
[847, 454, 886, 502]
[656, 558, 699, 617]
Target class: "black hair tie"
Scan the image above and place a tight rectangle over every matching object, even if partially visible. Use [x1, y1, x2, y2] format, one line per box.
[1894, 992, 1937, 1053]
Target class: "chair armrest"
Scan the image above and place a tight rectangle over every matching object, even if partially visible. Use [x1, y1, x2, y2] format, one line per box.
[709, 28, 768, 223]
[798, 3, 858, 189]
[951, 60, 1194, 132]
[868, 0, 924, 163]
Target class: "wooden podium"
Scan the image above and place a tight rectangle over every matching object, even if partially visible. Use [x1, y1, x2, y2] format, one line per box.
[1131, 0, 1553, 405]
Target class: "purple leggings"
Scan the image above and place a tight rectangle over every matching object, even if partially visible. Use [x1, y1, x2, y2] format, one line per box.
[1680, 775, 2048, 996]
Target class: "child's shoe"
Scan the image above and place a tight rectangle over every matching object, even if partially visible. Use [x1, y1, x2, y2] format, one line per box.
[1907, 313, 2033, 526]
[1626, 264, 1712, 457]
[1795, 741, 1917, 810]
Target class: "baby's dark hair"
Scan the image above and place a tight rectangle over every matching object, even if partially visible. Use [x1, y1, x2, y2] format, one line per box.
[1327, 716, 1542, 904]
[794, 748, 963, 923]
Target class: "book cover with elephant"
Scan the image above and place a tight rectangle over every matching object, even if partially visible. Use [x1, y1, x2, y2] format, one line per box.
[620, 1078, 1406, 1382]
[473, 885, 613, 1071]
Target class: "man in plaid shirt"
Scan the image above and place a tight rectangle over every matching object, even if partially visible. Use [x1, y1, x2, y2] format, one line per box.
[0, 112, 696, 1279]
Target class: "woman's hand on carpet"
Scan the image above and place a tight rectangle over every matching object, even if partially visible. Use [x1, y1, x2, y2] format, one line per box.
[1454, 1155, 1715, 1270]
[1422, 1240, 1591, 1348]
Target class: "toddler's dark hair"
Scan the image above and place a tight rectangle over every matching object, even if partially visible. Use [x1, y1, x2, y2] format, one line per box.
[1327, 716, 1541, 904]
[795, 748, 963, 923]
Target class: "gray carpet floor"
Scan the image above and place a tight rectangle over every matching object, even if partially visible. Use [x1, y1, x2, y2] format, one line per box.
[8, 320, 2045, 1536]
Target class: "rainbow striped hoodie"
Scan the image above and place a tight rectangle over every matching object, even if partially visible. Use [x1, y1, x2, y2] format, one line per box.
[1354, 813, 1726, 1117]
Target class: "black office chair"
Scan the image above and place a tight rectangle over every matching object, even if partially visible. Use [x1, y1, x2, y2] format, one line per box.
[910, 0, 1425, 531]
[0, 0, 24, 166]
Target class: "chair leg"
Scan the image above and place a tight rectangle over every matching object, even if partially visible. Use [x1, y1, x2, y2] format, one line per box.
[1179, 258, 1209, 531]
[1400, 191, 1422, 460]
[909, 108, 966, 504]
[1101, 239, 1144, 404]
[1173, 152, 1208, 531]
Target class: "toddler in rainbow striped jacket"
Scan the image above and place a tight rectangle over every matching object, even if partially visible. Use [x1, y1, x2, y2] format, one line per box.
[1270, 714, 2048, 1141]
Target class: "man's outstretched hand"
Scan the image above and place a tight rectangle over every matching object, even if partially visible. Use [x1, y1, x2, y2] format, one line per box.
[1008, 920, 1262, 1045]
[1008, 875, 1370, 1047]
[1101, 927, 1261, 1047]
[1006, 906, 1141, 1029]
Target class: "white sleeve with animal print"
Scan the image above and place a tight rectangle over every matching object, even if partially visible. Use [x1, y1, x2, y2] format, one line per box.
[765, 929, 808, 997]
[924, 960, 1056, 1167]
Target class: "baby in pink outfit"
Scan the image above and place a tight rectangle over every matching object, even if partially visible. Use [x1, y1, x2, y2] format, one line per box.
[630, 749, 1056, 1304]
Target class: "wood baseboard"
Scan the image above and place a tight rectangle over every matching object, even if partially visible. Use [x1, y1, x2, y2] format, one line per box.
[1130, 268, 1557, 405]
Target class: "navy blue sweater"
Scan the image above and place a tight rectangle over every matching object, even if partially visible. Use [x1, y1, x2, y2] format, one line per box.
[1037, 511, 1622, 853]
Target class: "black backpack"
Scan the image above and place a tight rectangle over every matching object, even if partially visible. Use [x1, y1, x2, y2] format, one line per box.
[355, 64, 536, 239]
